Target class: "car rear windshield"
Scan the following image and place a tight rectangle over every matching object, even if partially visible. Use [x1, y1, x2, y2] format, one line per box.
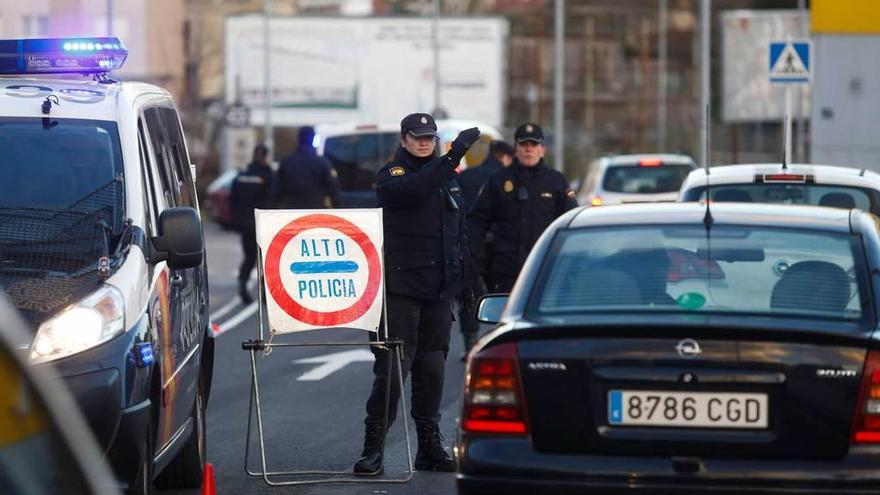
[684, 184, 878, 214]
[323, 132, 399, 192]
[602, 164, 693, 194]
[531, 226, 869, 323]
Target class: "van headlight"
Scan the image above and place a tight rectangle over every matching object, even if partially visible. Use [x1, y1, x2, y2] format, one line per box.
[30, 286, 125, 364]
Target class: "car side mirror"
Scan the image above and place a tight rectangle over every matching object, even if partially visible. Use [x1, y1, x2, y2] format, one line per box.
[150, 207, 204, 269]
[476, 294, 509, 324]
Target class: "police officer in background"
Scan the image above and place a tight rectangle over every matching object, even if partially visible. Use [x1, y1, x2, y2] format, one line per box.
[468, 123, 578, 293]
[230, 144, 273, 304]
[354, 113, 480, 475]
[455, 140, 514, 357]
[274, 125, 341, 208]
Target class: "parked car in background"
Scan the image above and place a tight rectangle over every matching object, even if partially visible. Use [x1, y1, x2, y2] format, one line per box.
[577, 153, 698, 206]
[204, 169, 238, 230]
[679, 163, 880, 215]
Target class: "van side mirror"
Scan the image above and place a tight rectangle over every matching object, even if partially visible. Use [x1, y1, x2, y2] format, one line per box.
[476, 294, 509, 324]
[150, 207, 204, 269]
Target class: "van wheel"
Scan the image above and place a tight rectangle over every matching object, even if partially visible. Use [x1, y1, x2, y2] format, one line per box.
[129, 419, 154, 495]
[156, 380, 206, 488]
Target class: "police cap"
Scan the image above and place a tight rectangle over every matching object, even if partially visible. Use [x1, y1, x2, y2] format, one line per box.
[400, 113, 438, 138]
[514, 123, 544, 144]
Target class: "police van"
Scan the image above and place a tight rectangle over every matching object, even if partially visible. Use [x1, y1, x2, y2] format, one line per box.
[0, 38, 213, 493]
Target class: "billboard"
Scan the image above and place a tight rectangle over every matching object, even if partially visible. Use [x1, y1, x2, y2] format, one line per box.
[225, 16, 507, 128]
[721, 10, 810, 123]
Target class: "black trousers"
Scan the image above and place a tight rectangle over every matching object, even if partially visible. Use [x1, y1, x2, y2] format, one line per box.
[364, 293, 452, 427]
[238, 227, 258, 284]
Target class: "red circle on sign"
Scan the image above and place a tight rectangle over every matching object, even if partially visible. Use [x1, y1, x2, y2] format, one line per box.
[265, 214, 381, 327]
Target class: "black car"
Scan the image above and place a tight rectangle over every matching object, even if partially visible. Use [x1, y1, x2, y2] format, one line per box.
[458, 202, 880, 494]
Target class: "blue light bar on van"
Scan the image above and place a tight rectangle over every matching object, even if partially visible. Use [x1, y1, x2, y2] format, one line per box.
[0, 37, 127, 75]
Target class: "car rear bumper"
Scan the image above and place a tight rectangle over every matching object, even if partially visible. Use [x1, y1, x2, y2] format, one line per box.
[457, 437, 880, 495]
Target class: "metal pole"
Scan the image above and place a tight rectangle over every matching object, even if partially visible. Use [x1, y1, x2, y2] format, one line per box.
[553, 0, 565, 173]
[432, 0, 441, 114]
[658, 0, 668, 150]
[107, 0, 113, 35]
[699, 0, 711, 167]
[797, 0, 808, 163]
[263, 0, 274, 160]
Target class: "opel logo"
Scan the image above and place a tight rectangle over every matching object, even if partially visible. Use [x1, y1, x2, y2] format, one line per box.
[676, 339, 702, 358]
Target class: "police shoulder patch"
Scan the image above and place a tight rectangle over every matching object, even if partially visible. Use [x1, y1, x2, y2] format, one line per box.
[503, 179, 514, 193]
[566, 189, 576, 198]
[390, 166, 406, 176]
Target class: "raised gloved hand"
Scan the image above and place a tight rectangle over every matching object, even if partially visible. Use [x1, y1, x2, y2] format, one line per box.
[448, 127, 481, 163]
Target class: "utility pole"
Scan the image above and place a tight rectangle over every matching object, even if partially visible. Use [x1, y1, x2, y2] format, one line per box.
[107, 0, 113, 35]
[797, 0, 807, 163]
[699, 0, 711, 167]
[432, 0, 441, 114]
[658, 0, 668, 150]
[553, 0, 565, 173]
[263, 0, 273, 159]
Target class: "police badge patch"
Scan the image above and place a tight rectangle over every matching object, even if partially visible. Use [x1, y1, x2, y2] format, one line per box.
[390, 166, 406, 176]
[503, 180, 514, 193]
[566, 189, 576, 198]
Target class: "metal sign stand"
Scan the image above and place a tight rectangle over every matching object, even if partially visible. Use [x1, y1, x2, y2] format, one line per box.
[241, 248, 413, 487]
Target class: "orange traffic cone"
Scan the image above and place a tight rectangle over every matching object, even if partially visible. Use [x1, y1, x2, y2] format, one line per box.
[201, 463, 216, 495]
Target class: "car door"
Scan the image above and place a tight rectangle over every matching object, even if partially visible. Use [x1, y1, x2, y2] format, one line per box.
[142, 107, 200, 450]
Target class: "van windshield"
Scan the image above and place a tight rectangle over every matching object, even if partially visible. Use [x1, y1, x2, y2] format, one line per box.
[323, 132, 398, 193]
[0, 118, 126, 322]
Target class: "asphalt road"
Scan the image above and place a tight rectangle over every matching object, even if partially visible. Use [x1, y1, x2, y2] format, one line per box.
[165, 222, 468, 495]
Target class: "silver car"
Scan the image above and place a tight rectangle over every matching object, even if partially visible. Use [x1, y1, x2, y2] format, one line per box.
[577, 153, 698, 206]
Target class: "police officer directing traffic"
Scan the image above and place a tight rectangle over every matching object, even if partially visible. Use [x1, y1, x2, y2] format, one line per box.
[354, 113, 480, 475]
[468, 123, 578, 292]
[230, 144, 274, 304]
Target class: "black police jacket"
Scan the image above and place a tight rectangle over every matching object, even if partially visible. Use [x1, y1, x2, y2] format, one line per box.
[468, 159, 577, 282]
[458, 156, 504, 214]
[376, 147, 468, 301]
[274, 146, 341, 209]
[230, 161, 273, 231]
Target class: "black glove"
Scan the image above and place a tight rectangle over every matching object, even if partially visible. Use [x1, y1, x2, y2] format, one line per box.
[448, 127, 481, 163]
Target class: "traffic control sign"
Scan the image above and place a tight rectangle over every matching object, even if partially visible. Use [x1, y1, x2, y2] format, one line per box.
[769, 41, 811, 84]
[256, 209, 384, 334]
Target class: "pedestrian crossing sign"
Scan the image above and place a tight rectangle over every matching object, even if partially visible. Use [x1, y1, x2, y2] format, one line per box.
[769, 41, 811, 84]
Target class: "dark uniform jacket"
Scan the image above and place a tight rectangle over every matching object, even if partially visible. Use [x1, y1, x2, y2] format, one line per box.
[458, 156, 504, 214]
[376, 147, 468, 301]
[230, 161, 273, 231]
[274, 145, 341, 209]
[468, 159, 578, 287]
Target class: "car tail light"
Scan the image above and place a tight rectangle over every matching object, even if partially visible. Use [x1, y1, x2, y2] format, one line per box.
[590, 195, 603, 206]
[462, 342, 529, 435]
[761, 173, 806, 183]
[667, 249, 726, 283]
[639, 159, 662, 167]
[852, 350, 880, 443]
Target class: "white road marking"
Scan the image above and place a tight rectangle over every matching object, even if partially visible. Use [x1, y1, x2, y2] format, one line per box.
[293, 349, 375, 381]
[213, 302, 258, 337]
[209, 279, 257, 321]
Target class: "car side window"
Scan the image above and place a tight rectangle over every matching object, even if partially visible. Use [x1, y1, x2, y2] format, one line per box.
[158, 108, 195, 208]
[143, 108, 178, 207]
[137, 119, 159, 236]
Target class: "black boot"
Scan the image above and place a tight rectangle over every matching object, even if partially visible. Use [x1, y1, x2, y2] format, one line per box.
[415, 423, 455, 472]
[238, 279, 253, 305]
[353, 423, 385, 475]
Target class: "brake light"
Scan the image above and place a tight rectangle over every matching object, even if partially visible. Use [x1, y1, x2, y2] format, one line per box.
[463, 342, 529, 435]
[761, 174, 806, 183]
[667, 249, 726, 283]
[639, 159, 663, 167]
[852, 350, 880, 442]
[590, 196, 603, 206]
[355, 124, 379, 130]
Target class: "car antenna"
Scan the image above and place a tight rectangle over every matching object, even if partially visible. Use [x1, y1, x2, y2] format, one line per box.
[703, 103, 713, 230]
[781, 111, 789, 171]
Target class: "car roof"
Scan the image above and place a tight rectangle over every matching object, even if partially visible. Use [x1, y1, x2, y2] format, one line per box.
[0, 75, 170, 121]
[681, 163, 880, 191]
[566, 202, 855, 233]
